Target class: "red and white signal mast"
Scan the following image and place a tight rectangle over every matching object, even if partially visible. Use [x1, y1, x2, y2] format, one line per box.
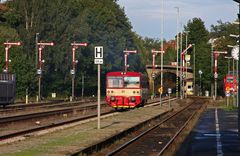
[180, 44, 192, 98]
[123, 49, 137, 72]
[3, 42, 21, 72]
[213, 51, 227, 100]
[70, 42, 88, 101]
[37, 42, 54, 101]
[37, 42, 54, 73]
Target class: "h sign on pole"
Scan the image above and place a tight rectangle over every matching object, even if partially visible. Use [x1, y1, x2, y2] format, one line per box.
[94, 46, 103, 129]
[95, 46, 103, 64]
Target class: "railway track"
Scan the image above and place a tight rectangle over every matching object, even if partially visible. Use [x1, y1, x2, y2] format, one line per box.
[0, 97, 176, 144]
[0, 94, 171, 114]
[74, 97, 207, 156]
[105, 98, 207, 156]
[0, 103, 111, 141]
[0, 99, 97, 114]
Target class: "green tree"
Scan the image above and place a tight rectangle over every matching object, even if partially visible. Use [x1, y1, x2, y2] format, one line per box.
[1, 0, 142, 98]
[210, 20, 238, 95]
[184, 18, 211, 92]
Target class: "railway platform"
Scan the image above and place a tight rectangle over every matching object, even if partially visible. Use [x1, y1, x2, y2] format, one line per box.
[177, 107, 240, 156]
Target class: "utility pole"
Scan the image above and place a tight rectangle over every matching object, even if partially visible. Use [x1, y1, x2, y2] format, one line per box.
[209, 38, 217, 99]
[211, 44, 214, 98]
[35, 33, 39, 69]
[175, 6, 180, 98]
[180, 22, 183, 99]
[82, 74, 84, 99]
[192, 44, 196, 95]
[160, 0, 164, 106]
[232, 0, 240, 136]
[183, 31, 190, 98]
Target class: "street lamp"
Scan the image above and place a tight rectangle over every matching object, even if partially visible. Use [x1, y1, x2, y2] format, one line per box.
[230, 45, 239, 107]
[185, 31, 190, 49]
[230, 34, 240, 38]
[198, 70, 203, 96]
[225, 56, 233, 74]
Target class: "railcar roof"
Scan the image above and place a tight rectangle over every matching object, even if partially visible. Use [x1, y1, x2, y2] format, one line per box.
[106, 71, 141, 76]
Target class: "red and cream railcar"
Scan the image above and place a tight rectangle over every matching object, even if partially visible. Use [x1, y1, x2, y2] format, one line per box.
[106, 71, 149, 109]
[224, 74, 237, 93]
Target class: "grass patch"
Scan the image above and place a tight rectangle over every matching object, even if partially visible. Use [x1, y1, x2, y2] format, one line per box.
[223, 105, 238, 111]
[1, 132, 91, 156]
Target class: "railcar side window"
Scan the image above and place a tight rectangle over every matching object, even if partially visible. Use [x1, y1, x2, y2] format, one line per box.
[124, 77, 140, 88]
[107, 76, 123, 88]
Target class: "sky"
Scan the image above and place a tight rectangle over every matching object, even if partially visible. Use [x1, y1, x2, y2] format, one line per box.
[117, 0, 238, 41]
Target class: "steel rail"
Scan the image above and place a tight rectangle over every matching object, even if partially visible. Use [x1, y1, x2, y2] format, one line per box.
[0, 99, 97, 113]
[0, 104, 107, 124]
[0, 110, 115, 141]
[106, 100, 202, 156]
[157, 103, 206, 155]
[0, 97, 176, 143]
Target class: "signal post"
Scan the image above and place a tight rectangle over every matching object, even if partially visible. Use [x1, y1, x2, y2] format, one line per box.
[180, 44, 192, 98]
[123, 50, 137, 72]
[3, 42, 21, 72]
[37, 42, 54, 102]
[70, 42, 88, 101]
[213, 51, 227, 100]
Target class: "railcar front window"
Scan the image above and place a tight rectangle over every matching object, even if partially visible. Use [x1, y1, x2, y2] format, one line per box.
[227, 77, 234, 83]
[107, 76, 123, 88]
[124, 77, 140, 88]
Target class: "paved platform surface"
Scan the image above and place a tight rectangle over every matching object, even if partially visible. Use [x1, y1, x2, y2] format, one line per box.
[177, 108, 240, 156]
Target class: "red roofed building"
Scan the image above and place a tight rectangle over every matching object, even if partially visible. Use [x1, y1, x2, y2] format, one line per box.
[163, 40, 176, 51]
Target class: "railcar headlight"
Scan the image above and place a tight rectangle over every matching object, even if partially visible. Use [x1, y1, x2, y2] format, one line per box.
[110, 96, 116, 101]
[130, 97, 136, 102]
[133, 91, 136, 94]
